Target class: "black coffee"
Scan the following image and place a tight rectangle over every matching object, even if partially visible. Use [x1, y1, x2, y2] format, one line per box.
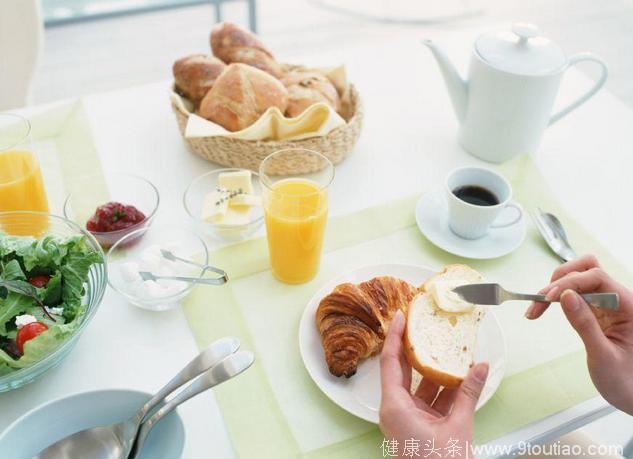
[452, 185, 499, 206]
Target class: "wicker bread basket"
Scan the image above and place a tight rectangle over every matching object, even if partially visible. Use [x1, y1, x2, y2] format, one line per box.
[171, 84, 363, 175]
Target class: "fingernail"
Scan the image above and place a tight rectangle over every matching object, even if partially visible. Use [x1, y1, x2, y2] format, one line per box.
[561, 289, 580, 311]
[545, 286, 560, 301]
[525, 303, 536, 319]
[473, 363, 489, 383]
[394, 309, 405, 324]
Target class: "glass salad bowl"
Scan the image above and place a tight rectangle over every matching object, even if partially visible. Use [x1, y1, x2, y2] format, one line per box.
[183, 168, 264, 242]
[63, 172, 159, 250]
[0, 212, 107, 392]
[107, 225, 209, 311]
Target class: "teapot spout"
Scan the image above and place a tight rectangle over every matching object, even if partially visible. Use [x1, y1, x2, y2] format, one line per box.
[422, 39, 468, 123]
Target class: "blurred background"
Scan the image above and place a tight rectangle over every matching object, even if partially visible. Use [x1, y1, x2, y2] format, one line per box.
[1, 0, 632, 108]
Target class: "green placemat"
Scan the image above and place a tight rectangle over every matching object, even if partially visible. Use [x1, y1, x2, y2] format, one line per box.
[18, 100, 108, 215]
[183, 156, 631, 458]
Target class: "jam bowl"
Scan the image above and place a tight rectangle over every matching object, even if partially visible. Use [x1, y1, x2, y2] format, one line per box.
[63, 173, 159, 249]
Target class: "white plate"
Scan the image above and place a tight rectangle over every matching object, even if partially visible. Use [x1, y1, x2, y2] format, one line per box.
[299, 263, 506, 424]
[416, 191, 526, 259]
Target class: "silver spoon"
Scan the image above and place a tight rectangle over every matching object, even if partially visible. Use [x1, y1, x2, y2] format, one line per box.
[530, 209, 577, 263]
[34, 337, 240, 459]
[538, 208, 571, 242]
[129, 351, 255, 459]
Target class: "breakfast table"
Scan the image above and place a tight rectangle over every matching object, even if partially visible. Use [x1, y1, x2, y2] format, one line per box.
[2, 24, 633, 458]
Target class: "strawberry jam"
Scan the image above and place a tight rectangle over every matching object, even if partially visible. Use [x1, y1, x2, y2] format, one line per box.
[87, 202, 146, 233]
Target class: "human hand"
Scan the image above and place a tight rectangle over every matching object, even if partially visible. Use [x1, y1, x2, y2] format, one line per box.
[379, 310, 489, 457]
[525, 255, 633, 414]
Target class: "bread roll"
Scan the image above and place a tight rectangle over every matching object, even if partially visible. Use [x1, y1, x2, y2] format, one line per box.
[199, 63, 288, 132]
[173, 54, 226, 104]
[404, 265, 487, 389]
[210, 22, 282, 78]
[282, 71, 340, 118]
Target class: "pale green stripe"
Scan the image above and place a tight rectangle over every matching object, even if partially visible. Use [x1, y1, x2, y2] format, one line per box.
[185, 286, 299, 457]
[474, 350, 594, 442]
[54, 101, 108, 203]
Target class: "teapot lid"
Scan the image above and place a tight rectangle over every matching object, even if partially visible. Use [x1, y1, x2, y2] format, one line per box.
[475, 23, 566, 75]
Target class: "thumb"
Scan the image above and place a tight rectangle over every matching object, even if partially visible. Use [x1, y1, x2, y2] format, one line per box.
[560, 289, 610, 355]
[450, 362, 488, 422]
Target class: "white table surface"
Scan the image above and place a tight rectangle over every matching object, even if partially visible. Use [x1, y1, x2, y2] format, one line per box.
[3, 26, 633, 458]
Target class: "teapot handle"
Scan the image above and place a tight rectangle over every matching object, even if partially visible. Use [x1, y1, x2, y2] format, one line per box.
[549, 52, 608, 126]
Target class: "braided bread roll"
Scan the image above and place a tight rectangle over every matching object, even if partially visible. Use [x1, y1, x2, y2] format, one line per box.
[316, 276, 418, 378]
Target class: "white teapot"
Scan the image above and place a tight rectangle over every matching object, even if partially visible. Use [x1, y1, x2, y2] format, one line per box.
[423, 23, 608, 163]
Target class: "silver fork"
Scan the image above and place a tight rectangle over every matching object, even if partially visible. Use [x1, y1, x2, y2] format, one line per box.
[530, 208, 577, 262]
[453, 283, 620, 310]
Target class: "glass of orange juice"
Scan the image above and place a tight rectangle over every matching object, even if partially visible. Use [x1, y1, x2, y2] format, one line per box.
[0, 114, 49, 213]
[0, 114, 49, 235]
[260, 149, 334, 284]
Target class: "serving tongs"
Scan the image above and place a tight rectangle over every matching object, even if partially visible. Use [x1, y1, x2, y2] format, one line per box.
[139, 249, 228, 285]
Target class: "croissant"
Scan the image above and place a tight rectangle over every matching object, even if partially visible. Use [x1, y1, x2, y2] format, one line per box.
[316, 276, 418, 378]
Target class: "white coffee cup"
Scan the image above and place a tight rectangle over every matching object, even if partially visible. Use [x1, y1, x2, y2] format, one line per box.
[445, 167, 523, 240]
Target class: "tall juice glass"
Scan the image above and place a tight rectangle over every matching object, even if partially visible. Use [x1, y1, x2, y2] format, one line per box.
[0, 114, 49, 235]
[260, 149, 334, 284]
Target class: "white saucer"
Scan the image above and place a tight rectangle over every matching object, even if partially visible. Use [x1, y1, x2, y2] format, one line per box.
[415, 191, 526, 259]
[299, 264, 507, 424]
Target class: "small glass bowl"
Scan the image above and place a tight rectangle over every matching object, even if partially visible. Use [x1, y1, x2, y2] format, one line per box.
[0, 212, 107, 392]
[107, 225, 208, 311]
[183, 168, 264, 242]
[63, 173, 159, 250]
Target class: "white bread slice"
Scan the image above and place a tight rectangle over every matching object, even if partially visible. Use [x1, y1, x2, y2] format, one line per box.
[404, 264, 486, 389]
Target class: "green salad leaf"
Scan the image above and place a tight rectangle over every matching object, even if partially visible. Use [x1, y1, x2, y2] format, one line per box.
[0, 232, 102, 375]
[1, 260, 26, 281]
[10, 315, 85, 369]
[0, 293, 34, 335]
[42, 272, 63, 306]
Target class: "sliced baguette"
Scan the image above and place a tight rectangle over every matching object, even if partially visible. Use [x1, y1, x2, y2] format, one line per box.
[404, 264, 486, 389]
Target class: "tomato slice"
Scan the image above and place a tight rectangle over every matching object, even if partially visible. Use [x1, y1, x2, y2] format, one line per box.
[29, 275, 50, 288]
[16, 322, 49, 354]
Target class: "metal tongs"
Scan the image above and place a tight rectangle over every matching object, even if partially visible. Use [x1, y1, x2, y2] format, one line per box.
[139, 249, 228, 286]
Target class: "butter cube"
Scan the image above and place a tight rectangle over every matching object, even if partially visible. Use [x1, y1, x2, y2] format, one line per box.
[229, 194, 262, 208]
[201, 190, 228, 223]
[218, 170, 253, 195]
[221, 206, 252, 226]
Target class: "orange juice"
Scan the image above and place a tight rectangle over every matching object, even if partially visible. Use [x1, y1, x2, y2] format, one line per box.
[264, 179, 328, 284]
[0, 151, 49, 212]
[0, 151, 49, 235]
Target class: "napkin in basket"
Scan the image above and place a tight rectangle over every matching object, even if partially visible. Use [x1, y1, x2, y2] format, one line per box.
[171, 65, 351, 142]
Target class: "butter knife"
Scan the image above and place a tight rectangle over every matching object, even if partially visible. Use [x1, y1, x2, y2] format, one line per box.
[453, 283, 619, 310]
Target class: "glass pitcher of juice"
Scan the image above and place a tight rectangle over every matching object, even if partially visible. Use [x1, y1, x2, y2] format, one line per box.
[0, 114, 48, 213]
[0, 114, 49, 235]
[260, 149, 334, 284]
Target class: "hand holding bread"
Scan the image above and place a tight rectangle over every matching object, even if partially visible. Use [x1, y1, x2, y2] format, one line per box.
[379, 309, 489, 455]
